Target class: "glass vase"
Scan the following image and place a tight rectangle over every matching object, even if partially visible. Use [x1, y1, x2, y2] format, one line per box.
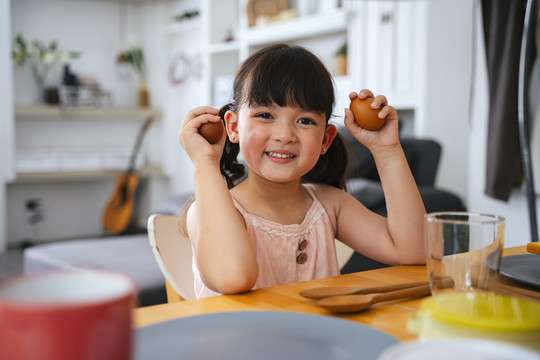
[138, 79, 149, 108]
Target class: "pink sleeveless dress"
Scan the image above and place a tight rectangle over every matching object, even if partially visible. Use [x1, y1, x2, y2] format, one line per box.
[192, 185, 340, 298]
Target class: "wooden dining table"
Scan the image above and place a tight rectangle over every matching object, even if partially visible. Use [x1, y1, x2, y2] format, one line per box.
[134, 245, 535, 341]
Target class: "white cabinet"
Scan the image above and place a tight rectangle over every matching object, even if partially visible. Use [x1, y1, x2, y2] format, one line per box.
[201, 0, 348, 113]
[348, 1, 422, 106]
[201, 0, 425, 132]
[345, 0, 427, 135]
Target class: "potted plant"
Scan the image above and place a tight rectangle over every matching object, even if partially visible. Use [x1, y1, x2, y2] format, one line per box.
[117, 47, 149, 108]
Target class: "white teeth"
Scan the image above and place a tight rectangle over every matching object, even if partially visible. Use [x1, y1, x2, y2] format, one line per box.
[267, 152, 294, 159]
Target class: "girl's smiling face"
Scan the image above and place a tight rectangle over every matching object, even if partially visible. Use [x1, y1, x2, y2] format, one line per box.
[226, 103, 336, 184]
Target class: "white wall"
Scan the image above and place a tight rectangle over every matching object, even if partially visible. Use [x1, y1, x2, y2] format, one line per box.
[7, 0, 147, 245]
[0, 0, 15, 251]
[6, 0, 200, 246]
[154, 0, 202, 195]
[468, 3, 536, 248]
[421, 0, 473, 200]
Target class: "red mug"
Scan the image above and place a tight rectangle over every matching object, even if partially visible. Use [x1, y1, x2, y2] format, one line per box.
[0, 269, 136, 360]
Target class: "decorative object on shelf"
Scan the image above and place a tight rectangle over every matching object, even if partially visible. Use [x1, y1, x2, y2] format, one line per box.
[168, 52, 202, 86]
[11, 34, 80, 104]
[246, 0, 294, 27]
[117, 47, 149, 107]
[61, 64, 79, 105]
[168, 52, 190, 86]
[59, 66, 112, 107]
[223, 28, 235, 42]
[26, 198, 43, 243]
[44, 87, 60, 105]
[335, 42, 347, 76]
[172, 10, 199, 23]
[138, 78, 149, 108]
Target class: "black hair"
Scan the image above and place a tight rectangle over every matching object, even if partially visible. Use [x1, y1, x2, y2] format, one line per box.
[219, 44, 348, 190]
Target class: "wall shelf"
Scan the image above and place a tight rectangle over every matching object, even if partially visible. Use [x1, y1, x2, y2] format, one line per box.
[242, 11, 348, 45]
[209, 41, 240, 54]
[167, 19, 201, 35]
[13, 166, 164, 184]
[14, 105, 162, 120]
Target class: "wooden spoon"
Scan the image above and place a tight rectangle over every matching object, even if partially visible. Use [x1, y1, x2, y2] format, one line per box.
[317, 284, 431, 313]
[299, 280, 430, 300]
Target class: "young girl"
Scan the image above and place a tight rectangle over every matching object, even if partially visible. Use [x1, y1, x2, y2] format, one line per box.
[179, 44, 425, 298]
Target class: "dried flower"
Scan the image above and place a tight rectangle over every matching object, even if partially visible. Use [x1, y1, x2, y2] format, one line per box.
[12, 33, 80, 87]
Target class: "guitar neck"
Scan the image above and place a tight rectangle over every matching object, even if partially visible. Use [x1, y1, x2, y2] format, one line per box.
[126, 116, 154, 173]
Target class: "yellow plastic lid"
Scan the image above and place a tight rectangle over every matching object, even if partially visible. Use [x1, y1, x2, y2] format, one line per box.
[419, 292, 540, 333]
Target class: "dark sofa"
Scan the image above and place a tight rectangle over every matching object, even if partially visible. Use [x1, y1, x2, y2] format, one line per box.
[339, 129, 466, 273]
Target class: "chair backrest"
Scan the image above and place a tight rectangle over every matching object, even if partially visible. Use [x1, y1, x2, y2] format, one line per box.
[147, 214, 195, 301]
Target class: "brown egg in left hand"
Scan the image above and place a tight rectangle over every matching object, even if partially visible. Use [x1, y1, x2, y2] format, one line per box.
[350, 97, 385, 131]
[199, 121, 224, 144]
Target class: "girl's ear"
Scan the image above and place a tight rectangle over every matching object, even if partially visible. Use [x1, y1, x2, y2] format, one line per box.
[224, 109, 239, 143]
[321, 124, 338, 154]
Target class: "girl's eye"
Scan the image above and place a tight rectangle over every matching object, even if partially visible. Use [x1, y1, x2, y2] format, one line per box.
[256, 112, 273, 119]
[298, 118, 316, 126]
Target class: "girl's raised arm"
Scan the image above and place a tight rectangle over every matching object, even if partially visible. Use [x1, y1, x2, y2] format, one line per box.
[334, 91, 425, 265]
[179, 107, 259, 294]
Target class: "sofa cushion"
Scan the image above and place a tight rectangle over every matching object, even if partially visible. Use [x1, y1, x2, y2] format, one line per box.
[23, 234, 166, 307]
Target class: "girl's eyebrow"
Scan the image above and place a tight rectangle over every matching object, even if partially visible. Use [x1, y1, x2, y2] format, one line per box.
[299, 109, 326, 119]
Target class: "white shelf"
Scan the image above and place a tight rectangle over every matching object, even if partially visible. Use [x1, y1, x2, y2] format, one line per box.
[167, 19, 201, 35]
[15, 105, 162, 120]
[209, 40, 240, 54]
[242, 11, 348, 46]
[13, 166, 164, 183]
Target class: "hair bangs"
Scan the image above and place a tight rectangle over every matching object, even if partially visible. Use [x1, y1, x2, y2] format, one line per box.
[240, 46, 335, 120]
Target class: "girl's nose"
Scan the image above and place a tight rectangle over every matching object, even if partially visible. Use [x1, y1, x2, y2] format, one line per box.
[272, 121, 296, 143]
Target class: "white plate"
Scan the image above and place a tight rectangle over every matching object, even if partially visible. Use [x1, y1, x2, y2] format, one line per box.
[135, 311, 398, 360]
[500, 254, 540, 288]
[378, 339, 540, 360]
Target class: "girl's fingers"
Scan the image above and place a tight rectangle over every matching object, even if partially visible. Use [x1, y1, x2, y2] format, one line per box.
[371, 95, 388, 109]
[343, 107, 355, 125]
[188, 106, 219, 118]
[182, 107, 221, 129]
[357, 89, 374, 100]
[349, 89, 374, 101]
[382, 105, 398, 121]
[378, 105, 392, 119]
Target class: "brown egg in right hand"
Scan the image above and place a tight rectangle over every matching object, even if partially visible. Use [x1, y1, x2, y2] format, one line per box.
[199, 121, 224, 144]
[350, 97, 385, 131]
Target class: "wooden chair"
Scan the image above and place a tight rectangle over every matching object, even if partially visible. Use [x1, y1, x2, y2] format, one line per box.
[147, 214, 195, 302]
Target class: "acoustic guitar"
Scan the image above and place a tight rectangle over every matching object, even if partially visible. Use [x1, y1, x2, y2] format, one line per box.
[102, 116, 154, 234]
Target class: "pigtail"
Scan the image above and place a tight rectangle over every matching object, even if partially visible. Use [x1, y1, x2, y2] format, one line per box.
[219, 103, 245, 189]
[302, 131, 348, 190]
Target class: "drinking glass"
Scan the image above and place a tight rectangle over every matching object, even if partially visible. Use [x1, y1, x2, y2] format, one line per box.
[424, 212, 505, 295]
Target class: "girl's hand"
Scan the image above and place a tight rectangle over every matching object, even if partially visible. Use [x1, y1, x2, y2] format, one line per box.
[179, 106, 226, 163]
[344, 90, 400, 151]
